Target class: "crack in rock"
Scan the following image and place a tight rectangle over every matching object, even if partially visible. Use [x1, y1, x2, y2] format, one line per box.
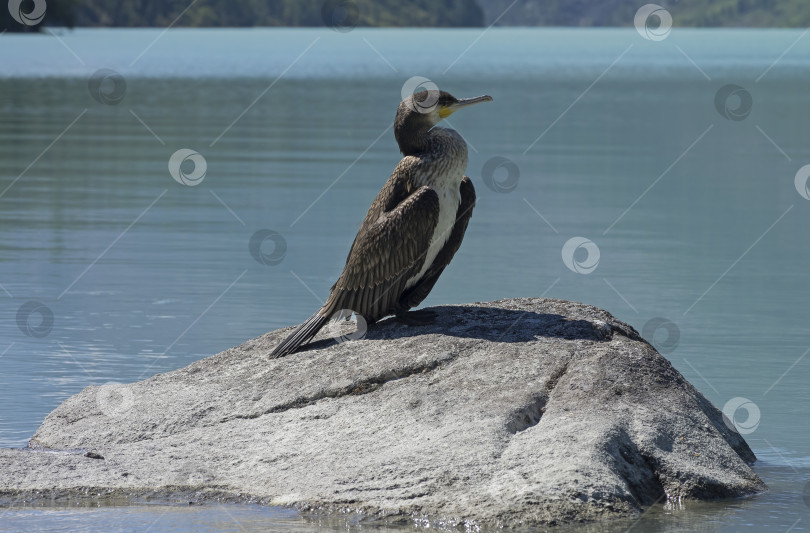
[226, 349, 465, 422]
[505, 354, 573, 434]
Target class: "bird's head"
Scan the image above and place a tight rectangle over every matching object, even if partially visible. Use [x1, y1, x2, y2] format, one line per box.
[394, 90, 492, 155]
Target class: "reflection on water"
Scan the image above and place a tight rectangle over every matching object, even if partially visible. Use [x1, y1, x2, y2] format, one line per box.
[1, 504, 348, 533]
[1, 28, 810, 532]
[0, 471, 801, 533]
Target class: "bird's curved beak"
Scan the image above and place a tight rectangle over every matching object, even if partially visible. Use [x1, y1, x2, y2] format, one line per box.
[439, 95, 493, 119]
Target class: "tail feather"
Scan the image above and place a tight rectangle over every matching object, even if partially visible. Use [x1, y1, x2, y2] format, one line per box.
[270, 312, 330, 358]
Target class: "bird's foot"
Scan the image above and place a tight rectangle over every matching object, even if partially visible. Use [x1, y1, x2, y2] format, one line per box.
[395, 309, 437, 326]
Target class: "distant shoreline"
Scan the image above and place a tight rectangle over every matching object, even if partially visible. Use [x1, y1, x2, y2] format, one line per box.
[5, 0, 810, 32]
[8, 25, 808, 30]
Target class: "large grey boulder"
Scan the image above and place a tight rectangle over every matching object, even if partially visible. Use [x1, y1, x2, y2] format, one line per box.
[0, 298, 765, 527]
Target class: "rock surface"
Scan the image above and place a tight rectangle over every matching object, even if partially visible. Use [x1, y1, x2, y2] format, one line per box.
[0, 298, 765, 527]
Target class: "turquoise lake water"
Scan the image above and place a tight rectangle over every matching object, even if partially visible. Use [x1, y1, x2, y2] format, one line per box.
[1, 26, 810, 532]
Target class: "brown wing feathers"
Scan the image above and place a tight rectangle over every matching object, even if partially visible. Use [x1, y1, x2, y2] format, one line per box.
[325, 184, 440, 322]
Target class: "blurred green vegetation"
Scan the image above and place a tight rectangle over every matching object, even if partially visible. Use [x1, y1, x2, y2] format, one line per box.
[670, 0, 810, 27]
[3, 0, 809, 31]
[480, 0, 810, 27]
[2, 0, 483, 31]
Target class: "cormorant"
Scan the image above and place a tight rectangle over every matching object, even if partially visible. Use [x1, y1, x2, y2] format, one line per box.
[271, 90, 492, 358]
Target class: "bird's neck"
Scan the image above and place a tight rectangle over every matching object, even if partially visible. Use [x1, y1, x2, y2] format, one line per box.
[397, 126, 446, 156]
[411, 128, 469, 191]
